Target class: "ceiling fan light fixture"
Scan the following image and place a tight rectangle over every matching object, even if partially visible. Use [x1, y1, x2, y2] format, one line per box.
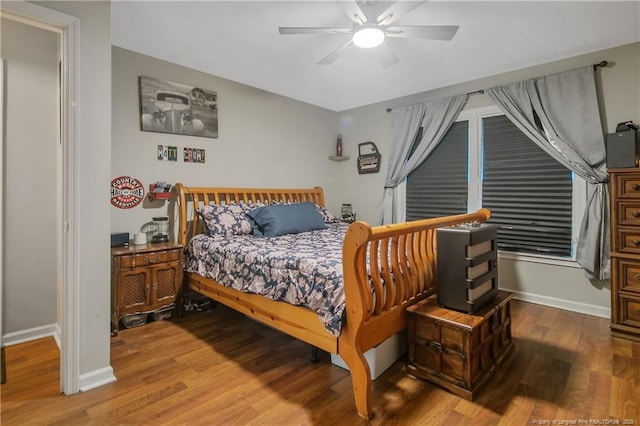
[352, 27, 385, 48]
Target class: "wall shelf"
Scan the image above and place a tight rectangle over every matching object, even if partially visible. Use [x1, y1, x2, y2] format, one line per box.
[329, 155, 350, 162]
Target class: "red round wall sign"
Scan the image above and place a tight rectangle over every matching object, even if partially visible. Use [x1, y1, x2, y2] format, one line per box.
[110, 176, 145, 209]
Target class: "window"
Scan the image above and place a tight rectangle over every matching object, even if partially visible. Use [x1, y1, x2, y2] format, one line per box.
[406, 106, 583, 262]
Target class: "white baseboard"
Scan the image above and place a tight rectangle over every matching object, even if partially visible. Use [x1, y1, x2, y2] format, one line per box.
[2, 323, 116, 393]
[79, 366, 117, 392]
[502, 288, 610, 319]
[2, 323, 59, 347]
[53, 324, 62, 349]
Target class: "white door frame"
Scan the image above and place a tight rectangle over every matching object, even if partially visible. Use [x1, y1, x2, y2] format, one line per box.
[0, 2, 80, 394]
[1, 56, 5, 385]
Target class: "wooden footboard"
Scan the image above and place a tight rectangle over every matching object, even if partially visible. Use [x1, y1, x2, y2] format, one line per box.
[174, 183, 490, 419]
[338, 209, 491, 418]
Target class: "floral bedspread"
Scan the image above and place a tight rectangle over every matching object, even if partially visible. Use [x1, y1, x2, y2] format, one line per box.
[185, 222, 350, 336]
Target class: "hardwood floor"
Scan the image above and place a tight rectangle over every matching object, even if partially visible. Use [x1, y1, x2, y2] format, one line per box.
[2, 300, 639, 425]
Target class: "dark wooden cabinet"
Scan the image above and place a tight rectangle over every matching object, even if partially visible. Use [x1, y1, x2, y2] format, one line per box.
[406, 290, 514, 400]
[111, 242, 184, 334]
[609, 168, 640, 342]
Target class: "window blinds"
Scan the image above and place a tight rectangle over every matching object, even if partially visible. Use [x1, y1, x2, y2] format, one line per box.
[406, 121, 469, 220]
[482, 115, 572, 256]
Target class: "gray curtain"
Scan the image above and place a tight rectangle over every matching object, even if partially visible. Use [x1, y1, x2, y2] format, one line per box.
[486, 66, 609, 280]
[382, 94, 467, 224]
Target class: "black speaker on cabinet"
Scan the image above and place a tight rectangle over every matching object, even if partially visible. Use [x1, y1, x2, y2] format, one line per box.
[606, 130, 639, 168]
[436, 223, 498, 314]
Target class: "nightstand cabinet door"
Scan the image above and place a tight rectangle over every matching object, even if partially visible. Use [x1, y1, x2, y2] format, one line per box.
[118, 267, 151, 313]
[150, 261, 183, 307]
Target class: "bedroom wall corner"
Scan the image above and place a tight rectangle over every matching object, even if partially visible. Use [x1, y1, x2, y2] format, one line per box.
[111, 46, 343, 239]
[336, 41, 640, 315]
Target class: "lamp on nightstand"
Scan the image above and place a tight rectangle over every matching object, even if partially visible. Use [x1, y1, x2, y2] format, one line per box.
[151, 216, 169, 243]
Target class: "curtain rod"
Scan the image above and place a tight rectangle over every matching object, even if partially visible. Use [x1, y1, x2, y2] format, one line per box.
[385, 60, 608, 113]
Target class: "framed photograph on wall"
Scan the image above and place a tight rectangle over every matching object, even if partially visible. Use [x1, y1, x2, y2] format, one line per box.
[139, 76, 218, 138]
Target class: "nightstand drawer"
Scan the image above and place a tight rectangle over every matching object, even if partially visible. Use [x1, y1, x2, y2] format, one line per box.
[618, 294, 640, 327]
[618, 259, 640, 293]
[617, 174, 640, 199]
[119, 249, 180, 268]
[617, 229, 640, 254]
[618, 202, 640, 226]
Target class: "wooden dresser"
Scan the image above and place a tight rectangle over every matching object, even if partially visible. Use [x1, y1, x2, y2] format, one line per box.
[609, 168, 640, 342]
[406, 290, 514, 400]
[111, 242, 184, 335]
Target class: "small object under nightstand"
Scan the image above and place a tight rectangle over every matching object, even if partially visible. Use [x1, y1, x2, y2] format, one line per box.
[111, 241, 184, 335]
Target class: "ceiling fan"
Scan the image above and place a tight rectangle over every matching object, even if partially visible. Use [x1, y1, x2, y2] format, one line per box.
[278, 0, 459, 67]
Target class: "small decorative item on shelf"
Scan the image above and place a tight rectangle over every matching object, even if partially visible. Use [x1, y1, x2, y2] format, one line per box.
[151, 216, 169, 243]
[148, 182, 172, 201]
[336, 134, 343, 156]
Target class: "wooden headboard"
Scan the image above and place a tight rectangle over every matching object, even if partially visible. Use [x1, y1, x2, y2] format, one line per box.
[174, 183, 326, 246]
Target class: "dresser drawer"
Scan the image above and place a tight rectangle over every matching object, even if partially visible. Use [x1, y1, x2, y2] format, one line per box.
[618, 259, 640, 293]
[616, 174, 640, 199]
[617, 229, 640, 254]
[618, 202, 640, 226]
[618, 295, 640, 328]
[119, 249, 180, 268]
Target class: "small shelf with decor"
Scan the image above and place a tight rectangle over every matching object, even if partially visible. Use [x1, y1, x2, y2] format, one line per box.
[329, 155, 350, 162]
[148, 182, 173, 201]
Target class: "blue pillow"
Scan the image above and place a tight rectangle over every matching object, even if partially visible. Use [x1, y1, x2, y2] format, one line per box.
[246, 202, 327, 237]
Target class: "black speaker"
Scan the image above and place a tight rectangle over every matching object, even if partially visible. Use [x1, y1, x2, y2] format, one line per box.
[606, 130, 639, 168]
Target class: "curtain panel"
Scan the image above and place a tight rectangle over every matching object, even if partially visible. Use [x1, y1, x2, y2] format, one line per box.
[382, 95, 467, 224]
[486, 66, 609, 280]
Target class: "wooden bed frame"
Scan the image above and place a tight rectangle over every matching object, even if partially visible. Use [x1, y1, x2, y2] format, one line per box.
[175, 183, 491, 419]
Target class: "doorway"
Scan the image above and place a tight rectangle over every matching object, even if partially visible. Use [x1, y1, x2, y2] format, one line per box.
[1, 3, 81, 394]
[1, 13, 61, 386]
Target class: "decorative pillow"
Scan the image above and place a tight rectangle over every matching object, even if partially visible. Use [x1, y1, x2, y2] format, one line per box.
[246, 202, 327, 237]
[196, 204, 253, 236]
[238, 201, 266, 212]
[314, 204, 339, 224]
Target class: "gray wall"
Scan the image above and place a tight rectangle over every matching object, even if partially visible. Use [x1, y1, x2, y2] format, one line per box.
[112, 42, 640, 319]
[35, 0, 113, 380]
[337, 42, 640, 317]
[1, 18, 59, 336]
[111, 47, 341, 238]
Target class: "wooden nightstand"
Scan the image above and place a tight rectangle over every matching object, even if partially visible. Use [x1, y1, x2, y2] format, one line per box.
[111, 241, 184, 335]
[406, 290, 514, 400]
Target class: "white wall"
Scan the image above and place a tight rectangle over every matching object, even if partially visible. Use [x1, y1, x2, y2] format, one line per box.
[337, 42, 640, 317]
[1, 18, 59, 337]
[111, 47, 342, 238]
[34, 0, 113, 381]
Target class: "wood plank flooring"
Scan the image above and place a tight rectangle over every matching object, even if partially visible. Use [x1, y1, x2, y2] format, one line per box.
[2, 300, 639, 425]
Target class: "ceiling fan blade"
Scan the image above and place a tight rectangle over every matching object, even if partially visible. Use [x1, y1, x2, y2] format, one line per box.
[355, 0, 379, 24]
[378, 43, 399, 68]
[279, 27, 352, 35]
[376, 1, 428, 26]
[385, 25, 459, 41]
[336, 0, 368, 24]
[317, 39, 355, 65]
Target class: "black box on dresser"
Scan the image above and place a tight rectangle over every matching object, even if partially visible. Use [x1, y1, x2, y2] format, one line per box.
[436, 223, 498, 314]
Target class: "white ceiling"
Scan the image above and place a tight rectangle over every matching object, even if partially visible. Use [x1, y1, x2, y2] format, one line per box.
[111, 1, 640, 112]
